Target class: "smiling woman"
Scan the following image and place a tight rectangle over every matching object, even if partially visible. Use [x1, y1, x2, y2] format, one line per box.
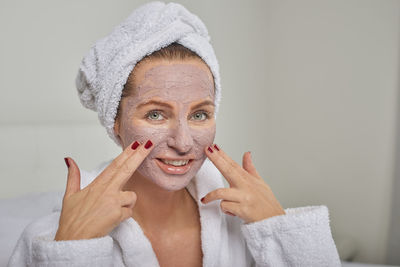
[7, 1, 341, 267]
[114, 54, 216, 190]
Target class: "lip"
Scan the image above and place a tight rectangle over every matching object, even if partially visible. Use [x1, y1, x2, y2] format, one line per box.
[155, 158, 194, 175]
[156, 156, 195, 161]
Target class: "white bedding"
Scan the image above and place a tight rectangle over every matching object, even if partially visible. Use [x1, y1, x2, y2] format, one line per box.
[342, 263, 399, 267]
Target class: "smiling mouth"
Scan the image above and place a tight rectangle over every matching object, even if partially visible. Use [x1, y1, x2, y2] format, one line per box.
[158, 158, 191, 166]
[155, 158, 194, 175]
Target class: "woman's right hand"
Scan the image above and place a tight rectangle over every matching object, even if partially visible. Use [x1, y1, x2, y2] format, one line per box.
[54, 140, 154, 241]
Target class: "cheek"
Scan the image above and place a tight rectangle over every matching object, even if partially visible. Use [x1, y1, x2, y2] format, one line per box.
[191, 125, 216, 154]
[120, 122, 169, 149]
[121, 120, 216, 155]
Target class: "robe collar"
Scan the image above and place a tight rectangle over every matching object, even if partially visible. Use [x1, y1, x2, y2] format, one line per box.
[78, 158, 227, 267]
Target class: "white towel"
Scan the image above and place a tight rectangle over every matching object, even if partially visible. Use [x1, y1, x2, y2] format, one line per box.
[75, 1, 222, 146]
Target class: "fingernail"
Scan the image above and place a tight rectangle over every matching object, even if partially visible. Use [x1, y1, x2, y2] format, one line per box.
[131, 141, 140, 150]
[200, 197, 205, 203]
[225, 211, 236, 216]
[64, 157, 70, 168]
[214, 144, 220, 151]
[144, 140, 153, 149]
[207, 146, 213, 153]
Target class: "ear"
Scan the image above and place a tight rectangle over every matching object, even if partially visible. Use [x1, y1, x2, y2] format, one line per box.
[113, 118, 123, 145]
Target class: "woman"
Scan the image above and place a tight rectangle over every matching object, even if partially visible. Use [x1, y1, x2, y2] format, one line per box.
[8, 2, 341, 266]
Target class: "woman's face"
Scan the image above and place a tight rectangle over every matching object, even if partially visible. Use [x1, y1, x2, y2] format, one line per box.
[114, 59, 216, 191]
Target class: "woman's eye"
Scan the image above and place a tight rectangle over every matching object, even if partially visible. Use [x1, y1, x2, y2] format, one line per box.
[191, 111, 208, 121]
[146, 111, 164, 121]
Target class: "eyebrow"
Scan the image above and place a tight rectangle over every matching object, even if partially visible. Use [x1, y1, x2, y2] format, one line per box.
[191, 100, 215, 110]
[136, 100, 174, 110]
[136, 99, 215, 110]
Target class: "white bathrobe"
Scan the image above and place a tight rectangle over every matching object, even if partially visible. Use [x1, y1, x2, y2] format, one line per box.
[7, 158, 341, 267]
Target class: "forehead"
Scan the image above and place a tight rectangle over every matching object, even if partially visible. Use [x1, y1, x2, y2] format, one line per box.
[131, 59, 215, 100]
[134, 59, 214, 86]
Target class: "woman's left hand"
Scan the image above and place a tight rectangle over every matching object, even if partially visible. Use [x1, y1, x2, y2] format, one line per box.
[201, 144, 286, 224]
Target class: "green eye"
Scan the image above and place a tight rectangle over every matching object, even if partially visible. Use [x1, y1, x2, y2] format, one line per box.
[147, 111, 164, 121]
[191, 111, 208, 121]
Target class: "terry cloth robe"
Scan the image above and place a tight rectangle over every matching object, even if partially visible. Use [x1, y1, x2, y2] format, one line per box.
[7, 158, 341, 267]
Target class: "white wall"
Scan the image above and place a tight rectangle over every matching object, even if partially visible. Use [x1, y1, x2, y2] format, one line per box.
[0, 0, 399, 264]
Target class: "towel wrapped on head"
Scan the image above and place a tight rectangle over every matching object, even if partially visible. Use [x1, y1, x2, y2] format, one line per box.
[75, 1, 222, 146]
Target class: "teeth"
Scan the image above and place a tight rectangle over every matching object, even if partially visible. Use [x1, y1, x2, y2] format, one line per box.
[161, 159, 189, 166]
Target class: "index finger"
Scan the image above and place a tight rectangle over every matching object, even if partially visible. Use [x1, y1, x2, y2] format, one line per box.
[109, 139, 154, 190]
[92, 139, 142, 186]
[205, 144, 246, 187]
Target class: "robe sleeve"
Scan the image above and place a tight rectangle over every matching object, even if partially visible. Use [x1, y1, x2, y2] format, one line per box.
[240, 205, 341, 267]
[7, 212, 114, 267]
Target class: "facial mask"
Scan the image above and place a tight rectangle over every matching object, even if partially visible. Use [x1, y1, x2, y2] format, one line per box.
[117, 62, 216, 191]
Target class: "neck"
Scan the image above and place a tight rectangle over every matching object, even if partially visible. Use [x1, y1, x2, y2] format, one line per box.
[122, 171, 198, 232]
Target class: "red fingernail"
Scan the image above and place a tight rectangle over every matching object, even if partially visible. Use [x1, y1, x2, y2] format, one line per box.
[144, 140, 153, 149]
[208, 146, 213, 153]
[214, 144, 220, 151]
[225, 211, 236, 216]
[131, 141, 140, 150]
[64, 158, 70, 168]
[201, 197, 205, 203]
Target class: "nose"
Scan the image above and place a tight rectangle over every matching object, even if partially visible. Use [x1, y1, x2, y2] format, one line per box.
[167, 120, 194, 154]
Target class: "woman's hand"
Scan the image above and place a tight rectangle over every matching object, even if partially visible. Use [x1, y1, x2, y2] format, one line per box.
[54, 140, 154, 241]
[201, 144, 286, 224]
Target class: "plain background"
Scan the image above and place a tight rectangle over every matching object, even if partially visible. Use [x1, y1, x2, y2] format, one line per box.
[0, 0, 399, 265]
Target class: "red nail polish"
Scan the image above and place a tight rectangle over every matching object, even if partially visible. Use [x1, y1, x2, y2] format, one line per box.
[214, 144, 220, 151]
[64, 158, 70, 168]
[131, 141, 140, 150]
[201, 197, 205, 202]
[144, 140, 153, 149]
[208, 146, 213, 153]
